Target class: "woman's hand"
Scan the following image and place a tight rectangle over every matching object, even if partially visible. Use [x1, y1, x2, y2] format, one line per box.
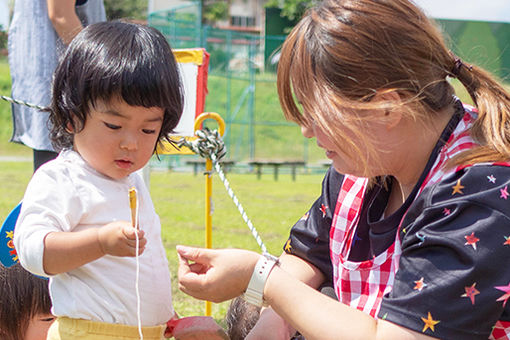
[177, 246, 260, 303]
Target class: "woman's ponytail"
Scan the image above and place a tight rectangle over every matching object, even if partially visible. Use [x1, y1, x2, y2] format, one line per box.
[451, 55, 510, 164]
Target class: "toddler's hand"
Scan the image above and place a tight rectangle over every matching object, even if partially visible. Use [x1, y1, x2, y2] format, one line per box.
[98, 221, 146, 257]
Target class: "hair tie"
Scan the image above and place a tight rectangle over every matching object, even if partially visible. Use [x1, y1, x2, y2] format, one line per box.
[450, 54, 473, 78]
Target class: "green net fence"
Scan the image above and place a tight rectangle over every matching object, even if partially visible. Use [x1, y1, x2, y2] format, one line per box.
[148, 2, 325, 168]
[148, 2, 510, 169]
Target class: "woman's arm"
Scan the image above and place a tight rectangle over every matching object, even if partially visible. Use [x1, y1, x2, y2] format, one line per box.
[177, 246, 437, 340]
[46, 0, 83, 44]
[43, 221, 146, 275]
[245, 252, 326, 340]
[244, 167, 342, 339]
[264, 261, 436, 340]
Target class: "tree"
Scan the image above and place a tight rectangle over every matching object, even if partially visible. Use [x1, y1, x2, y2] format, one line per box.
[0, 25, 7, 52]
[201, 0, 230, 26]
[103, 0, 148, 21]
[265, 0, 315, 22]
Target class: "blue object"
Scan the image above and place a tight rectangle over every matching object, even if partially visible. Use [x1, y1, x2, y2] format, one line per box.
[0, 203, 22, 267]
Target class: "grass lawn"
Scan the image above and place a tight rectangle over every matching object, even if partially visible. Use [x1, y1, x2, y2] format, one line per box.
[0, 158, 326, 325]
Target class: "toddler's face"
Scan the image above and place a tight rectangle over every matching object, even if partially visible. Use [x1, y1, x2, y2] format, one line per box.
[25, 313, 55, 340]
[72, 98, 164, 179]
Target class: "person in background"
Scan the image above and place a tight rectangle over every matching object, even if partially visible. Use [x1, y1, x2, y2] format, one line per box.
[8, 0, 105, 171]
[0, 263, 53, 340]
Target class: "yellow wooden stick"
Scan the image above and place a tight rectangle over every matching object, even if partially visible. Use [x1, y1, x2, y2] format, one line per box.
[129, 187, 138, 229]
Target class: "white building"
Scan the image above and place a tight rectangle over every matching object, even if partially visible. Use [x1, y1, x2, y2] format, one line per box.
[148, 0, 266, 32]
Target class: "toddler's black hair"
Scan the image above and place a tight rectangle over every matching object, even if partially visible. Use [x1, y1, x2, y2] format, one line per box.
[49, 21, 184, 151]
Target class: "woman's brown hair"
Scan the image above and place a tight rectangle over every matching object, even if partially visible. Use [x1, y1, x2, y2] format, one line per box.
[277, 0, 510, 171]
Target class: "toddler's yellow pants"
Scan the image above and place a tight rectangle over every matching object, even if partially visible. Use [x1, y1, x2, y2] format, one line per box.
[47, 317, 166, 340]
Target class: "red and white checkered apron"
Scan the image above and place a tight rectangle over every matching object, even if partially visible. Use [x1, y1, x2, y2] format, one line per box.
[329, 106, 510, 339]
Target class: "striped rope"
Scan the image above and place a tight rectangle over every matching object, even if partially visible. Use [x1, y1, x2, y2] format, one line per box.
[1, 95, 48, 111]
[211, 153, 267, 253]
[178, 129, 268, 253]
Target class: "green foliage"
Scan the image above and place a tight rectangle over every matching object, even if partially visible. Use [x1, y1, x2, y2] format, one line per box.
[202, 0, 229, 25]
[0, 29, 7, 51]
[103, 0, 148, 20]
[265, 0, 314, 22]
[207, 46, 229, 72]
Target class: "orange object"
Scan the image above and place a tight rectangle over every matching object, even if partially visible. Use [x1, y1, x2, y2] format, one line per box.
[128, 187, 137, 229]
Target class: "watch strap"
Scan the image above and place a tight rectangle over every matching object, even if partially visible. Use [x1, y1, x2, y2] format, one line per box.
[242, 253, 278, 307]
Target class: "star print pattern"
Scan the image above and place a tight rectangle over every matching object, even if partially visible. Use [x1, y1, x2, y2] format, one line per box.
[504, 236, 510, 246]
[451, 179, 464, 195]
[320, 204, 328, 217]
[299, 212, 309, 221]
[4, 230, 18, 262]
[496, 283, 510, 307]
[501, 186, 509, 200]
[464, 232, 480, 250]
[286, 123, 510, 339]
[461, 283, 480, 305]
[284, 239, 292, 252]
[421, 312, 440, 333]
[378, 164, 510, 338]
[414, 277, 427, 291]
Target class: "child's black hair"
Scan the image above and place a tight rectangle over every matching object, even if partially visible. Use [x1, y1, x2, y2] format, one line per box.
[49, 21, 184, 151]
[0, 264, 52, 340]
[225, 297, 261, 340]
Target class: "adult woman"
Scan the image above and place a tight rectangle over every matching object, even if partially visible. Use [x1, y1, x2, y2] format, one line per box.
[177, 0, 510, 339]
[8, 0, 105, 171]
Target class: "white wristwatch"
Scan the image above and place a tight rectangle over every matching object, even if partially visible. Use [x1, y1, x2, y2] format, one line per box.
[242, 252, 279, 307]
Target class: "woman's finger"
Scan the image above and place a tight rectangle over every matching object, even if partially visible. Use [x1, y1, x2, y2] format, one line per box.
[176, 245, 214, 263]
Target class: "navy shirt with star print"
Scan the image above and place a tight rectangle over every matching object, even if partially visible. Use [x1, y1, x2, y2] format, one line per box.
[284, 102, 510, 339]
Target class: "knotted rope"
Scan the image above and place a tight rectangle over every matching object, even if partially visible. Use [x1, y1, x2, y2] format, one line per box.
[178, 128, 268, 253]
[1, 95, 47, 111]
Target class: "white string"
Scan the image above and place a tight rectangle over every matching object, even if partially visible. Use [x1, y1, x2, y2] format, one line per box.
[133, 190, 143, 340]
